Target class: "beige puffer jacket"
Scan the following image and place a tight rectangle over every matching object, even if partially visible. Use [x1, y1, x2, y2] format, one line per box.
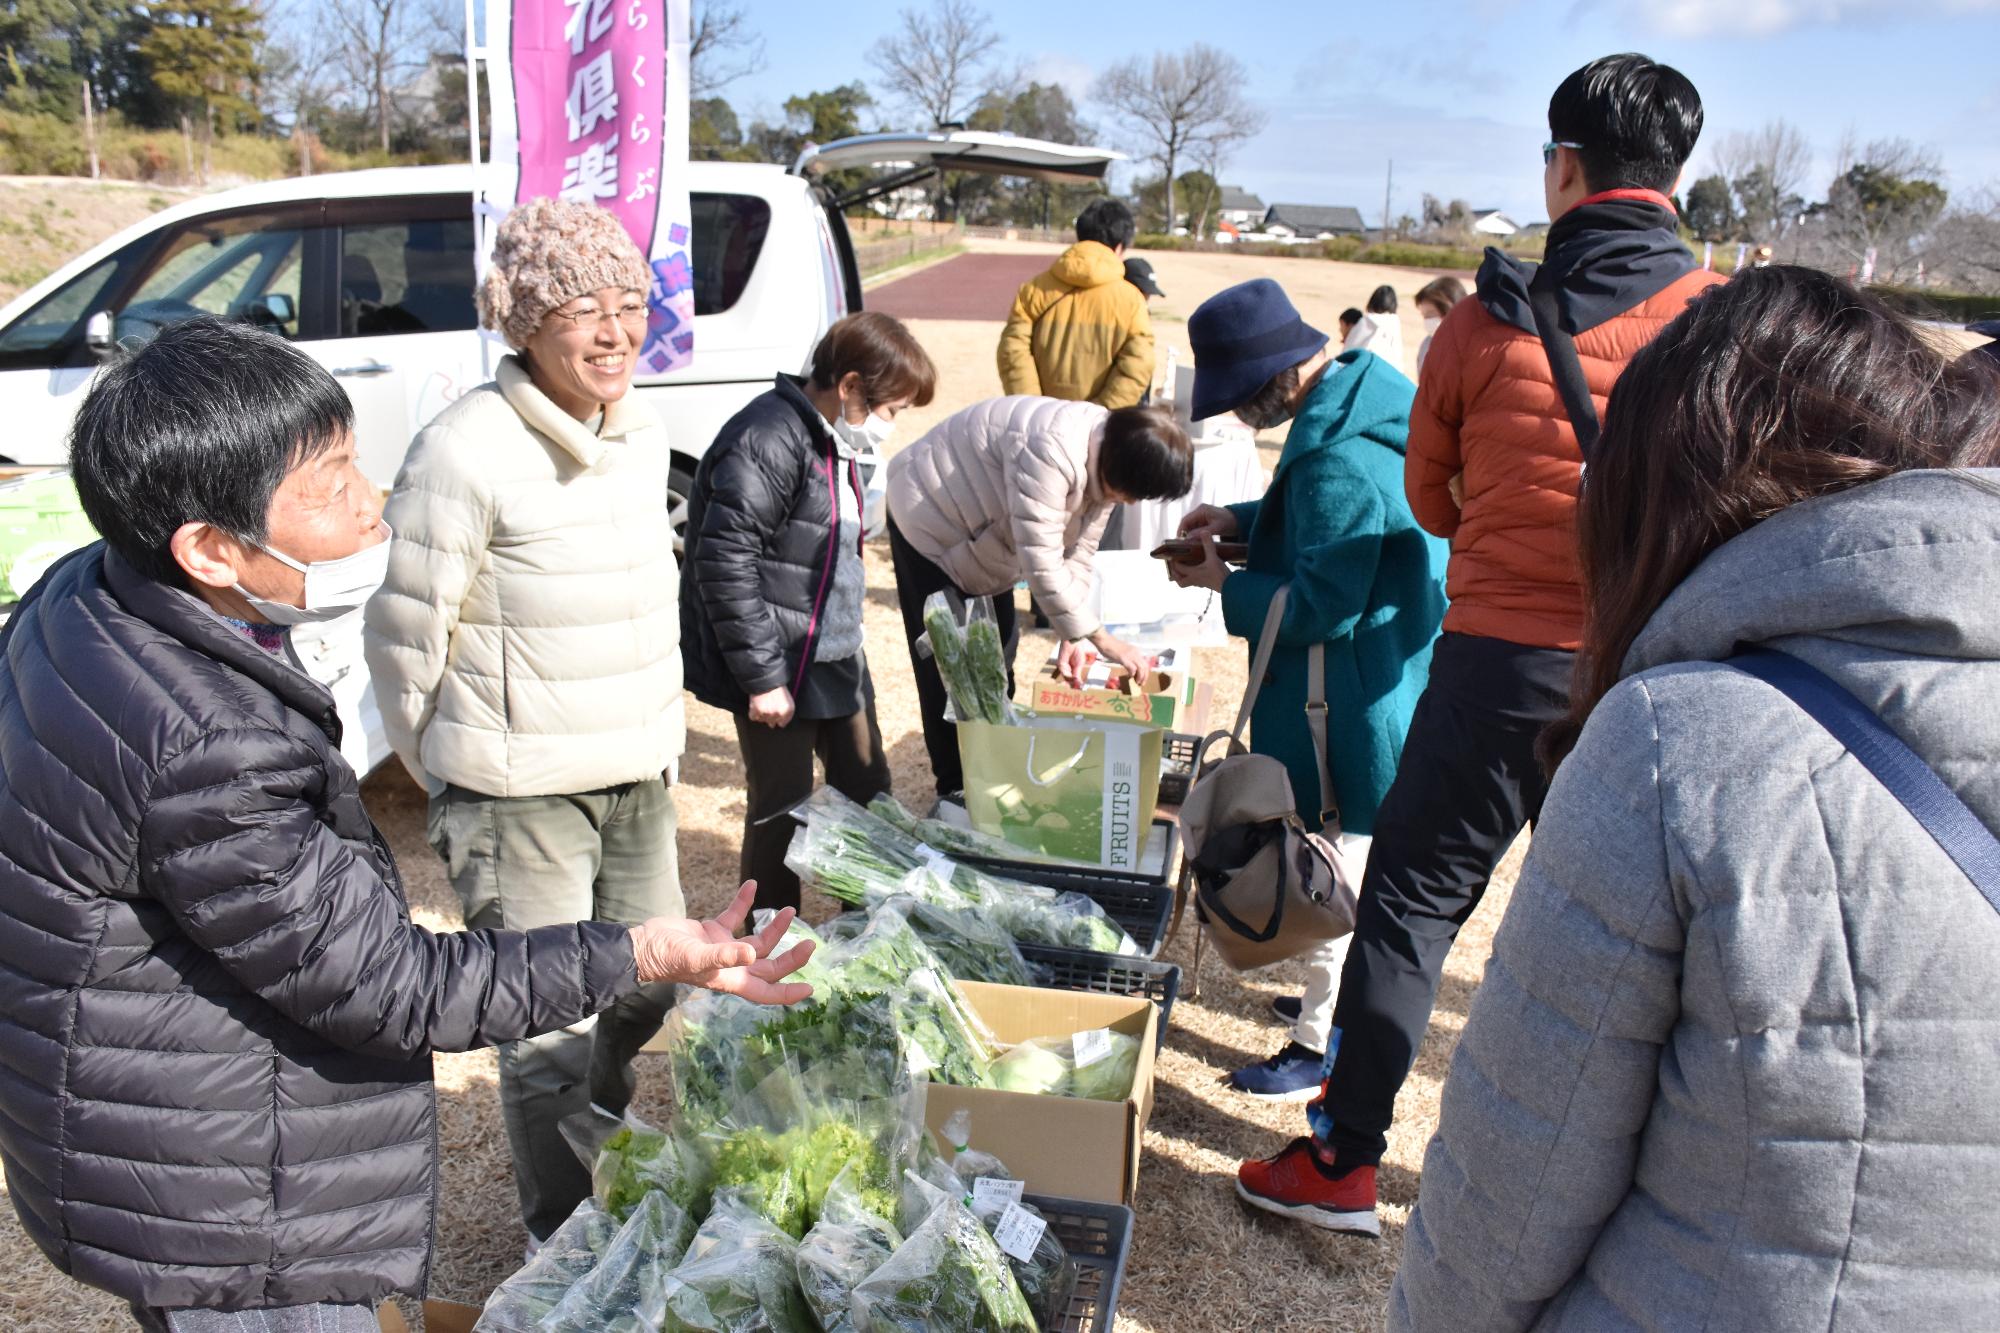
[364, 356, 685, 797]
[886, 395, 1110, 640]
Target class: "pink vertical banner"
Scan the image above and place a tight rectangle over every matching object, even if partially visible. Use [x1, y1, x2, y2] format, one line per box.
[507, 0, 693, 373]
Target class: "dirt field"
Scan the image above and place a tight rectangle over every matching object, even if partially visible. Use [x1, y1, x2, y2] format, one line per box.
[0, 236, 1520, 1332]
[0, 179, 198, 303]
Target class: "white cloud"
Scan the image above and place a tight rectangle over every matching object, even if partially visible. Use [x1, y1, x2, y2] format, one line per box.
[1642, 0, 1999, 37]
[1025, 53, 1097, 104]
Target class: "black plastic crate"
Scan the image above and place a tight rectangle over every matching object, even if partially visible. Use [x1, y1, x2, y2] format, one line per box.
[1157, 731, 1201, 805]
[1018, 944, 1180, 1048]
[981, 869, 1172, 959]
[1022, 1193, 1134, 1332]
[961, 817, 1182, 888]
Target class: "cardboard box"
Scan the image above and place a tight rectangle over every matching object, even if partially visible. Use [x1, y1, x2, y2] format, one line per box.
[928, 982, 1158, 1207]
[1030, 666, 1194, 729]
[377, 1299, 479, 1333]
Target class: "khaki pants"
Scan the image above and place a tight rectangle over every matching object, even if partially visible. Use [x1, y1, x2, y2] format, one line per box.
[428, 777, 681, 1241]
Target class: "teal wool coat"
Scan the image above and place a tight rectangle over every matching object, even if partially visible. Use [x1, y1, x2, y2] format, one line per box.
[1222, 350, 1448, 835]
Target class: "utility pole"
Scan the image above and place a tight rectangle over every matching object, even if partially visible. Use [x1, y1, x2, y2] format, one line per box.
[83, 83, 101, 180]
[1381, 159, 1393, 242]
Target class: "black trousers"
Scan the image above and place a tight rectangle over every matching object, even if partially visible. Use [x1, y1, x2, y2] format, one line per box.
[1319, 632, 1576, 1166]
[886, 515, 1019, 799]
[735, 701, 893, 913]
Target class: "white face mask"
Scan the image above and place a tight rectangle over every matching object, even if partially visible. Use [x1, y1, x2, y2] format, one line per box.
[235, 521, 392, 626]
[834, 404, 896, 452]
[1423, 315, 1443, 336]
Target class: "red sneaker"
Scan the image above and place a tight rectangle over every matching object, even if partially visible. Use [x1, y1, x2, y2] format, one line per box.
[1235, 1138, 1380, 1238]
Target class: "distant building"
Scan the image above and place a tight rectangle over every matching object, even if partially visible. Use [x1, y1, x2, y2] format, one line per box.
[1260, 203, 1369, 240]
[1217, 186, 1266, 229]
[1471, 208, 1520, 237]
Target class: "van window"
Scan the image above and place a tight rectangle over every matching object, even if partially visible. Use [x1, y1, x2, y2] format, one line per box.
[689, 193, 770, 315]
[339, 219, 478, 336]
[118, 215, 308, 343]
[0, 256, 122, 362]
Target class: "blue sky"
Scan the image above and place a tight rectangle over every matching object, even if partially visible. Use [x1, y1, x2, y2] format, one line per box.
[716, 0, 1998, 225]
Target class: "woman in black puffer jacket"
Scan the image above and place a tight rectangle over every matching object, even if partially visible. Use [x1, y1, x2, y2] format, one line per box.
[682, 312, 936, 911]
[0, 318, 812, 1330]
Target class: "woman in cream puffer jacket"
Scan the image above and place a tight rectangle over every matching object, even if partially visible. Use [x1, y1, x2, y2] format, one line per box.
[362, 198, 685, 1244]
[885, 394, 1192, 795]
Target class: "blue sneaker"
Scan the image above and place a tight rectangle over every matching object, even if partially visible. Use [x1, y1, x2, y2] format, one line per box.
[1228, 1041, 1326, 1101]
[1270, 994, 1303, 1023]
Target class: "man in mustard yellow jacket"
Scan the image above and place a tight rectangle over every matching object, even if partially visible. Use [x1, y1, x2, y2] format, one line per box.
[997, 199, 1156, 408]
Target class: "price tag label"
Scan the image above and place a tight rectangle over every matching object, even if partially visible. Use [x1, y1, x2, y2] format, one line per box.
[971, 1176, 1025, 1218]
[925, 851, 958, 883]
[992, 1201, 1048, 1262]
[1073, 1027, 1115, 1069]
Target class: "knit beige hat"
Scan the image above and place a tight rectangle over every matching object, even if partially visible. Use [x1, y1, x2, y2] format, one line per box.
[477, 197, 653, 349]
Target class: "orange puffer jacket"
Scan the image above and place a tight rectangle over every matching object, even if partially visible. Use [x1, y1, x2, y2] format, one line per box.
[1407, 266, 1724, 649]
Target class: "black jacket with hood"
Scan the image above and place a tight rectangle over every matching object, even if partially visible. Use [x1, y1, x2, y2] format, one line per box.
[0, 544, 637, 1312]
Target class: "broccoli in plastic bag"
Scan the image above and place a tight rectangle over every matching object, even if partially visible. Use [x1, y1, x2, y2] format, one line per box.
[662, 1191, 819, 1333]
[851, 1189, 1038, 1332]
[539, 1190, 696, 1333]
[471, 1199, 619, 1331]
[795, 1166, 905, 1333]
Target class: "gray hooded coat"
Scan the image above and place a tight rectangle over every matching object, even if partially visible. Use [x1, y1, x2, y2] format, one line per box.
[1390, 469, 2000, 1331]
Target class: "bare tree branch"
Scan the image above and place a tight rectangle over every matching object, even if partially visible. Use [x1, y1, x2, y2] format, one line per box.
[1709, 119, 1814, 243]
[1093, 43, 1265, 235]
[865, 0, 1003, 130]
[689, 0, 765, 99]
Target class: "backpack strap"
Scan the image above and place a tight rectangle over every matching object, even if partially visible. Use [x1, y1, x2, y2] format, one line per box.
[1527, 263, 1602, 466]
[1304, 641, 1339, 832]
[1729, 647, 2000, 913]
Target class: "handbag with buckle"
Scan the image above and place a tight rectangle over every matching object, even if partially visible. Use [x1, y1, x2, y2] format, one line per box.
[1172, 586, 1360, 969]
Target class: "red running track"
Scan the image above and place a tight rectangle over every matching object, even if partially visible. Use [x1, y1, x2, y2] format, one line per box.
[864, 252, 1049, 321]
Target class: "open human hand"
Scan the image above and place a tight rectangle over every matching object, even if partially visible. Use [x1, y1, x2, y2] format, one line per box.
[628, 881, 815, 1004]
[1177, 503, 1239, 542]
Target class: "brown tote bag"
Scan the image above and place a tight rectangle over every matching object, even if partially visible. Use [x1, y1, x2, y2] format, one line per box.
[1173, 586, 1361, 970]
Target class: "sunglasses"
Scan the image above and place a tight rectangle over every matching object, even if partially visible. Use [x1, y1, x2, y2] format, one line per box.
[1543, 140, 1584, 166]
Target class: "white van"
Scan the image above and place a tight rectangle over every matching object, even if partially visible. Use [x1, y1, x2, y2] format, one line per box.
[0, 132, 1119, 773]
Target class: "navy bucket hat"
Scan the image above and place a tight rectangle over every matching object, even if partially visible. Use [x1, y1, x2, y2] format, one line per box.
[1188, 278, 1328, 421]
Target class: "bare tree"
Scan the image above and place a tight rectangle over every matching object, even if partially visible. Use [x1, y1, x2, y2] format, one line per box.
[1928, 187, 2000, 293]
[689, 0, 765, 99]
[259, 22, 343, 175]
[866, 0, 1004, 130]
[325, 0, 452, 153]
[1794, 135, 1949, 284]
[1709, 119, 1813, 242]
[1093, 44, 1265, 236]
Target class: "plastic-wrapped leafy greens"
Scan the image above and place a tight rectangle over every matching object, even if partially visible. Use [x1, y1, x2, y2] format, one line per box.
[705, 1061, 918, 1239]
[588, 1116, 715, 1221]
[918, 590, 1016, 725]
[661, 1192, 818, 1333]
[918, 1116, 1079, 1328]
[788, 789, 1142, 958]
[794, 1165, 904, 1333]
[471, 1199, 619, 1331]
[988, 1028, 1140, 1101]
[851, 1187, 1038, 1332]
[873, 895, 1032, 988]
[539, 1191, 696, 1333]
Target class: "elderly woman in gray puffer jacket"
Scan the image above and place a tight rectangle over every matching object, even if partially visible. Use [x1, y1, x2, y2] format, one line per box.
[1390, 268, 2000, 1331]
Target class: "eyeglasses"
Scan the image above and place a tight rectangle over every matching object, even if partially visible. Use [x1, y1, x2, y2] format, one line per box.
[1542, 140, 1584, 166]
[549, 301, 650, 331]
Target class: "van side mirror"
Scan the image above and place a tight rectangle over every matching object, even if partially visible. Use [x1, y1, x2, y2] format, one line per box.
[85, 310, 115, 360]
[260, 292, 297, 326]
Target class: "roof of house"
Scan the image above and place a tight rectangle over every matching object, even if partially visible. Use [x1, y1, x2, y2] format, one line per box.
[1262, 203, 1368, 234]
[1219, 186, 1265, 211]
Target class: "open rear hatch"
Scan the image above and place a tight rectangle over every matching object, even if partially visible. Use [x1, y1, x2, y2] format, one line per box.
[793, 131, 1125, 209]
